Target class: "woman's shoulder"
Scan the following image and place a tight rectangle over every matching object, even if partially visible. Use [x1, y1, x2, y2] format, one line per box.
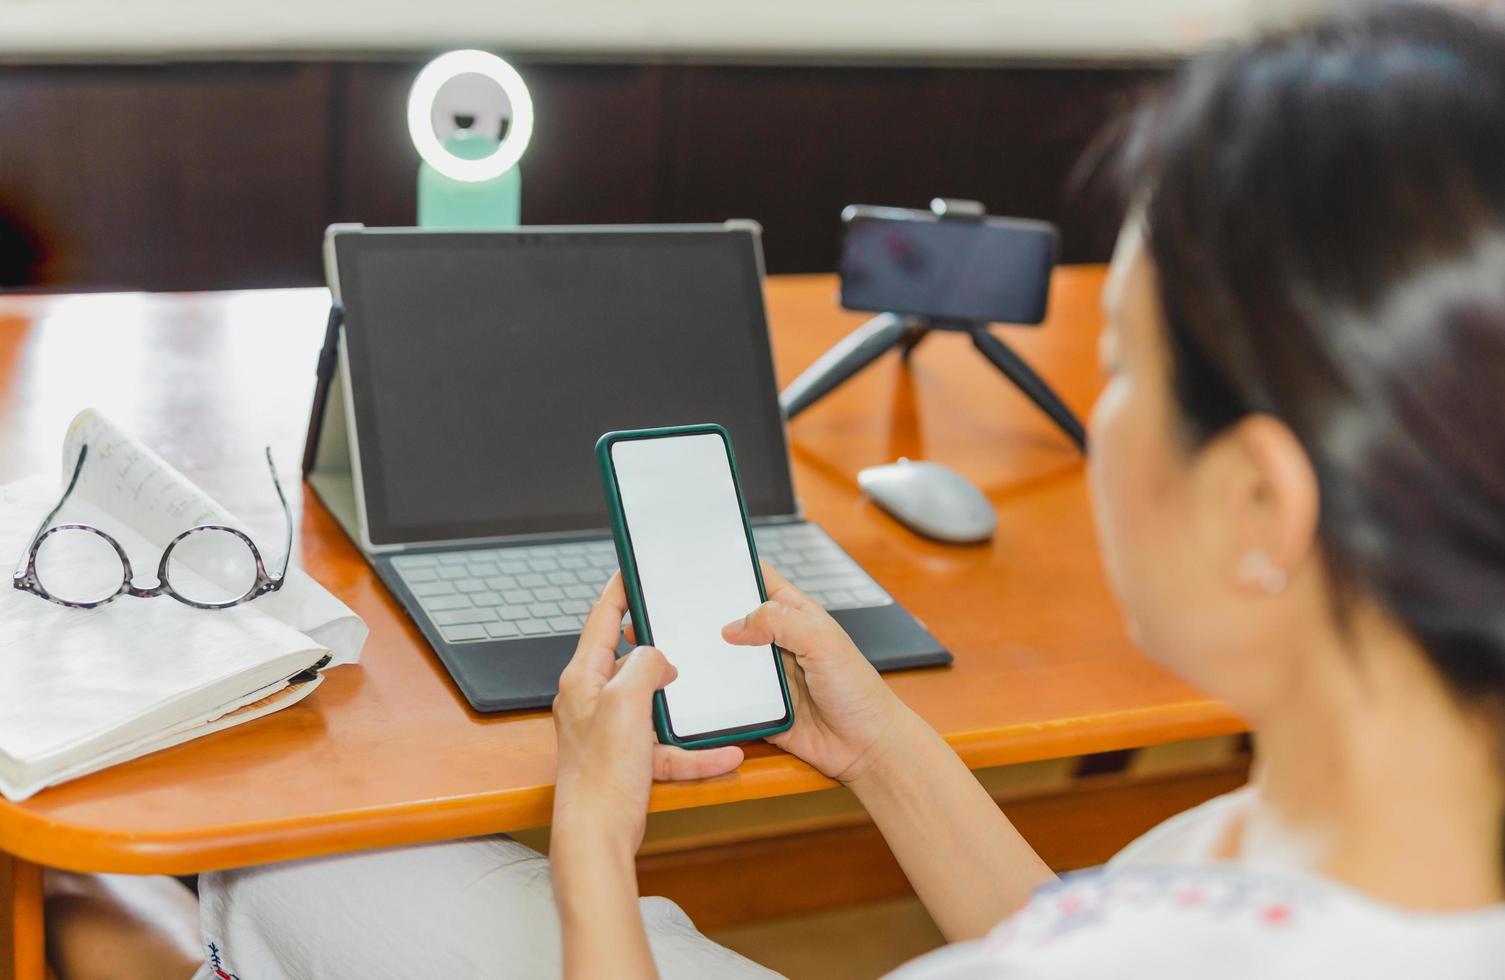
[888, 863, 1505, 980]
[887, 784, 1505, 980]
[1108, 784, 1257, 867]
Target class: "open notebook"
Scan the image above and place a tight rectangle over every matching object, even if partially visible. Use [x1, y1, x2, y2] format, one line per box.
[0, 409, 366, 802]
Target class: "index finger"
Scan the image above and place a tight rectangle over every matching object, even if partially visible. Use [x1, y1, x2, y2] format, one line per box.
[560, 572, 629, 686]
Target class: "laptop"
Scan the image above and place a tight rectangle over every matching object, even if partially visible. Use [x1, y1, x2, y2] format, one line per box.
[308, 222, 950, 712]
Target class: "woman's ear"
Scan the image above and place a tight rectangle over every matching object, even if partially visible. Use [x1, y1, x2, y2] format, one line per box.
[1195, 414, 1321, 596]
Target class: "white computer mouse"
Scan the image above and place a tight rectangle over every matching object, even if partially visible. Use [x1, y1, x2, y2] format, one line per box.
[857, 458, 997, 544]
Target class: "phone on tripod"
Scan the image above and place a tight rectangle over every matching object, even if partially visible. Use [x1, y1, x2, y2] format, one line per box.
[781, 199, 1082, 449]
[839, 205, 1058, 325]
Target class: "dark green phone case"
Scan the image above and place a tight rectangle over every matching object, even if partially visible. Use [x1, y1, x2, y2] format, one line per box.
[596, 423, 795, 749]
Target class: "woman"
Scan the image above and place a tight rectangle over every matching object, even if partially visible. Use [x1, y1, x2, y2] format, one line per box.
[47, 3, 1505, 976]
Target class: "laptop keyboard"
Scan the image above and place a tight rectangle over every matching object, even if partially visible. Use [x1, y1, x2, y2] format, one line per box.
[390, 523, 893, 645]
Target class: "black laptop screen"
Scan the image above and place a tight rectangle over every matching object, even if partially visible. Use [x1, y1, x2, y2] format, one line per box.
[334, 227, 797, 546]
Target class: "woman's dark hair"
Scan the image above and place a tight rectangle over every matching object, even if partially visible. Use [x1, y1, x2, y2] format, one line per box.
[1121, 4, 1505, 723]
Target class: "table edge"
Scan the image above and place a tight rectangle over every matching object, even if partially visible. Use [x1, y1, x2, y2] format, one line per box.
[0, 700, 1244, 874]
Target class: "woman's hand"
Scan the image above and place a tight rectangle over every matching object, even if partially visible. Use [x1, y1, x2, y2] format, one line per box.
[551, 574, 746, 980]
[727, 567, 1056, 942]
[721, 564, 915, 786]
[552, 573, 744, 856]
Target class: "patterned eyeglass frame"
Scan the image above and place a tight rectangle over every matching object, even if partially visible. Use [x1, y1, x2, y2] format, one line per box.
[11, 443, 293, 610]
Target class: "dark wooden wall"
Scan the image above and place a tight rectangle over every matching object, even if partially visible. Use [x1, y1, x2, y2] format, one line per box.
[0, 59, 1164, 292]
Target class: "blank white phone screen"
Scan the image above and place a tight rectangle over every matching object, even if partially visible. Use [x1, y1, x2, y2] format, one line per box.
[611, 433, 787, 739]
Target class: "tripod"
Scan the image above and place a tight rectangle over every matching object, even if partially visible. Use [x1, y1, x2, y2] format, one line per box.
[779, 311, 1087, 450]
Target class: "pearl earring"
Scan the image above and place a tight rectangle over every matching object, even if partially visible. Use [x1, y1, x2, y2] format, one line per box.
[1238, 549, 1288, 595]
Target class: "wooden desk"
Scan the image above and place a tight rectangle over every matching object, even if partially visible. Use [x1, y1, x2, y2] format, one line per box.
[0, 269, 1243, 977]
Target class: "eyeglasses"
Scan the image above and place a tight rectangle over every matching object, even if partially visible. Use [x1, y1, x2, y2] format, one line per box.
[12, 443, 292, 610]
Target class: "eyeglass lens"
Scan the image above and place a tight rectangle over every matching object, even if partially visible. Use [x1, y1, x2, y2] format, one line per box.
[33, 528, 124, 604]
[165, 528, 260, 605]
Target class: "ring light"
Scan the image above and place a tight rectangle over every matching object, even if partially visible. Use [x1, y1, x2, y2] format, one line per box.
[407, 50, 534, 184]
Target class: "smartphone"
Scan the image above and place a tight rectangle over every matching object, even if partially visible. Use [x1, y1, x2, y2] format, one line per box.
[596, 424, 794, 749]
[839, 204, 1058, 325]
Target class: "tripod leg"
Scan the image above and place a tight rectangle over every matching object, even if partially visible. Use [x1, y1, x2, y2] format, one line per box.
[970, 327, 1087, 450]
[780, 313, 911, 420]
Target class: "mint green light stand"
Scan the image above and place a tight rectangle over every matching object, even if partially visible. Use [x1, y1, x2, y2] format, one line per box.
[417, 130, 521, 228]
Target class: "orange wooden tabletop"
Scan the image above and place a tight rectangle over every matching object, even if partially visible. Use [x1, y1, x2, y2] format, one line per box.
[0, 269, 1243, 875]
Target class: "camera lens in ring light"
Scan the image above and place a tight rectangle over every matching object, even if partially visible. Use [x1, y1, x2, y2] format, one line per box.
[407, 50, 534, 183]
